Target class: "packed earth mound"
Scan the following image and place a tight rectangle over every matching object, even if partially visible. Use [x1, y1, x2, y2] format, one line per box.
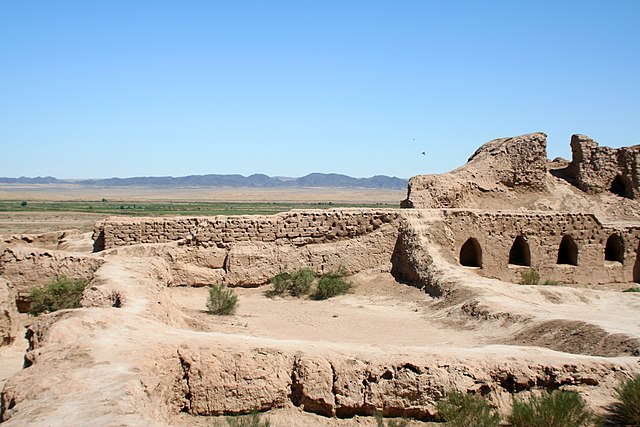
[0, 132, 639, 426]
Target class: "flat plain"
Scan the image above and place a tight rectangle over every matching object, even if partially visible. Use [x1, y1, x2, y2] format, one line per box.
[0, 185, 405, 235]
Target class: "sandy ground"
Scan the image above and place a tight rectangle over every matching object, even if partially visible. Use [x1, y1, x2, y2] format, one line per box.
[0, 333, 27, 391]
[0, 212, 107, 235]
[169, 272, 483, 351]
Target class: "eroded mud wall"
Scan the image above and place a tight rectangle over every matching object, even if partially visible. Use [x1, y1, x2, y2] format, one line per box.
[94, 209, 399, 250]
[438, 210, 640, 285]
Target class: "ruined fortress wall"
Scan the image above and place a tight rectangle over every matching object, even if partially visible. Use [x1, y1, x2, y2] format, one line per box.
[568, 134, 640, 198]
[94, 209, 400, 250]
[93, 209, 640, 286]
[440, 210, 640, 285]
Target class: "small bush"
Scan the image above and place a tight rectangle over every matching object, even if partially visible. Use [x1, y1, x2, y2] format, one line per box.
[212, 411, 271, 427]
[622, 287, 640, 292]
[267, 272, 292, 297]
[289, 268, 316, 296]
[266, 268, 317, 297]
[28, 276, 88, 316]
[520, 270, 540, 286]
[311, 271, 352, 300]
[542, 280, 559, 286]
[508, 390, 593, 427]
[436, 390, 500, 427]
[207, 284, 238, 315]
[610, 374, 640, 425]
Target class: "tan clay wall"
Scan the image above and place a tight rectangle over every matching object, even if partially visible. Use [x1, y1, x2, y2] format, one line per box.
[94, 209, 400, 250]
[93, 208, 640, 286]
[567, 134, 640, 198]
[441, 210, 640, 285]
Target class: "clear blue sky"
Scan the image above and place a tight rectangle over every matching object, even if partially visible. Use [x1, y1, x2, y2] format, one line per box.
[1, 1, 638, 179]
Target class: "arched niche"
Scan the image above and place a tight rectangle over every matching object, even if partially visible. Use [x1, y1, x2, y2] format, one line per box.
[557, 235, 578, 266]
[509, 235, 531, 266]
[604, 234, 625, 263]
[610, 174, 633, 199]
[460, 238, 482, 267]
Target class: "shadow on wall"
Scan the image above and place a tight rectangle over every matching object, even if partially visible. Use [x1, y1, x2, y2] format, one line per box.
[460, 238, 482, 267]
[390, 234, 443, 297]
[610, 174, 634, 199]
[557, 235, 578, 266]
[605, 234, 625, 263]
[509, 236, 531, 266]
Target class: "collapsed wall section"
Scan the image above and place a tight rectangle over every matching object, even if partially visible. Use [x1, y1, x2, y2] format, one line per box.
[566, 134, 640, 199]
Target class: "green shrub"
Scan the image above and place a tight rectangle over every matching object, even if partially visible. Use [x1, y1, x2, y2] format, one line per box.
[287, 267, 316, 296]
[207, 284, 238, 315]
[436, 391, 500, 427]
[311, 271, 352, 300]
[611, 374, 640, 425]
[266, 268, 317, 297]
[622, 287, 640, 292]
[520, 270, 540, 286]
[542, 280, 559, 286]
[27, 276, 88, 316]
[508, 390, 593, 427]
[267, 272, 291, 297]
[212, 411, 271, 427]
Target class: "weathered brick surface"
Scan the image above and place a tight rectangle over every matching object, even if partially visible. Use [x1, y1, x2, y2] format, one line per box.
[94, 209, 400, 250]
[440, 210, 640, 284]
[567, 134, 640, 198]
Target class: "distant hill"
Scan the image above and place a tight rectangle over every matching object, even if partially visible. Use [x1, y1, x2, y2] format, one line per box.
[0, 173, 408, 190]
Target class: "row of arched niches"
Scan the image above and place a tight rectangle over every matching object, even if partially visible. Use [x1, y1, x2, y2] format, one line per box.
[459, 234, 637, 281]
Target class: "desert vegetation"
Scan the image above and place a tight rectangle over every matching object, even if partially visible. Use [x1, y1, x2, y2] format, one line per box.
[27, 275, 88, 316]
[519, 270, 559, 286]
[206, 284, 238, 315]
[212, 411, 271, 427]
[508, 390, 593, 427]
[519, 270, 541, 286]
[266, 268, 316, 297]
[609, 373, 640, 425]
[0, 200, 386, 217]
[436, 390, 500, 427]
[266, 267, 352, 300]
[435, 389, 600, 427]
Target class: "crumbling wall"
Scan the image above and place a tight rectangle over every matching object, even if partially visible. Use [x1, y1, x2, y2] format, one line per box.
[92, 208, 640, 286]
[566, 134, 640, 199]
[0, 248, 104, 310]
[94, 209, 400, 250]
[0, 278, 18, 346]
[436, 210, 640, 285]
[402, 132, 548, 208]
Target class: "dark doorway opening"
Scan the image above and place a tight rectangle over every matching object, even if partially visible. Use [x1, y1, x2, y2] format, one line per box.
[604, 234, 625, 263]
[610, 175, 633, 199]
[557, 235, 578, 265]
[460, 238, 482, 267]
[509, 236, 531, 266]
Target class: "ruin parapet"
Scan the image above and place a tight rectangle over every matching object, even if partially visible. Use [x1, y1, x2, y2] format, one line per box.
[567, 134, 640, 198]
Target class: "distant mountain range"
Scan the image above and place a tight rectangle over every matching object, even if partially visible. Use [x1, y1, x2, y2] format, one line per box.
[0, 173, 408, 190]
